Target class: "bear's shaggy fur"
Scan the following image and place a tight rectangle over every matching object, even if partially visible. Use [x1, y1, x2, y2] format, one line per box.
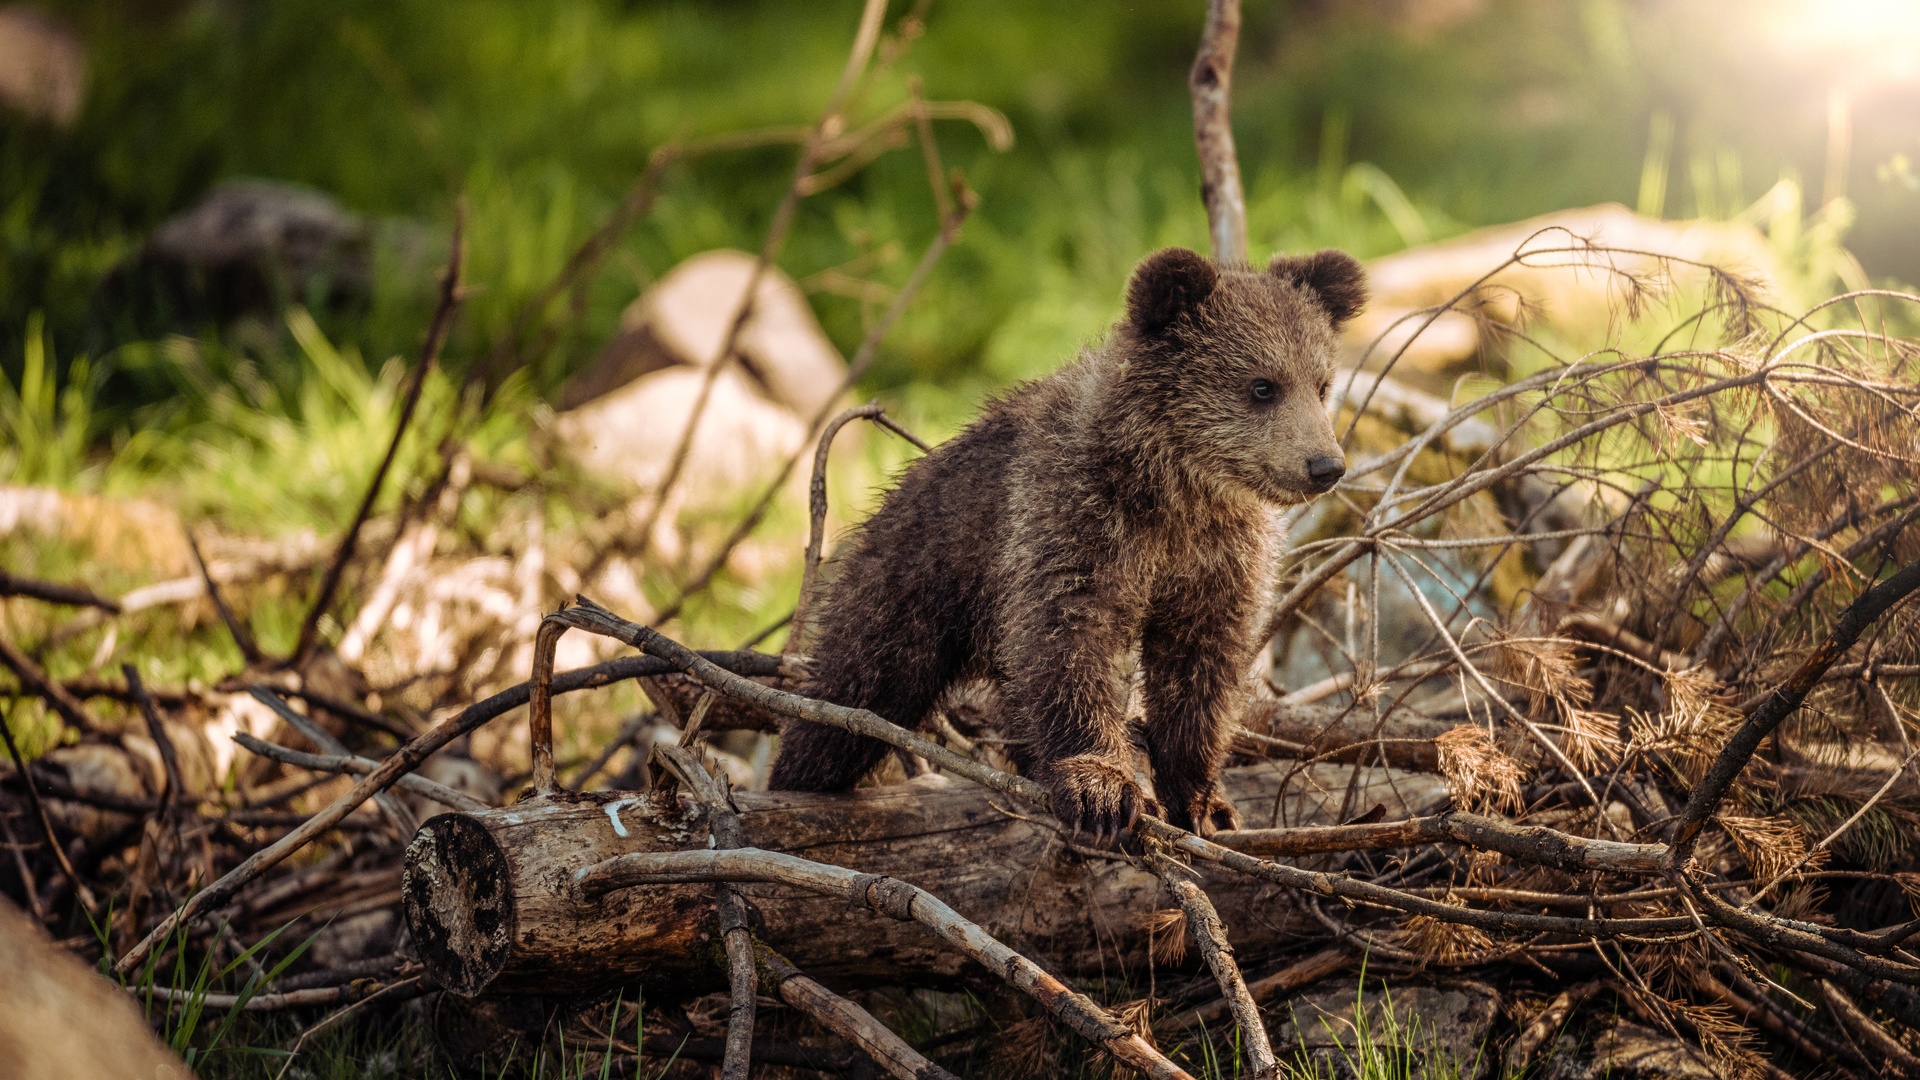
[769, 246, 1365, 837]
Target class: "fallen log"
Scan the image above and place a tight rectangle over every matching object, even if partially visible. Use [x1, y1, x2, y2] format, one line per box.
[402, 760, 1448, 998]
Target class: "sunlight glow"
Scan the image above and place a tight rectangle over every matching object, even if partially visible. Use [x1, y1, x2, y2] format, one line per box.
[1767, 0, 1920, 86]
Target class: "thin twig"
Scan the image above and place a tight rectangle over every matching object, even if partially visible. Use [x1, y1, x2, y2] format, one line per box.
[141, 970, 426, 1013]
[124, 664, 185, 823]
[185, 528, 261, 664]
[1381, 550, 1618, 833]
[268, 976, 433, 1080]
[1504, 982, 1603, 1077]
[232, 732, 487, 812]
[247, 687, 418, 836]
[571, 710, 653, 790]
[788, 401, 929, 645]
[293, 206, 466, 665]
[1183, 946, 1348, 1027]
[0, 709, 94, 911]
[527, 613, 568, 797]
[1814, 979, 1920, 1078]
[1671, 558, 1920, 863]
[0, 568, 119, 613]
[0, 630, 98, 733]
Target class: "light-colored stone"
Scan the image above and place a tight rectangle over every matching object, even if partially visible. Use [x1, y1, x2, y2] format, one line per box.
[0, 8, 86, 126]
[554, 363, 808, 497]
[0, 896, 193, 1080]
[567, 249, 845, 417]
[1349, 204, 1786, 374]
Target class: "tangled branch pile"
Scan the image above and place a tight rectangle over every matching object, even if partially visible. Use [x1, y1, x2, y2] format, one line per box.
[4, 2, 1920, 1078]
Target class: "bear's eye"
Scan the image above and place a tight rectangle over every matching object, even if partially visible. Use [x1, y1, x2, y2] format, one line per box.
[1251, 379, 1278, 402]
[1318, 379, 1333, 402]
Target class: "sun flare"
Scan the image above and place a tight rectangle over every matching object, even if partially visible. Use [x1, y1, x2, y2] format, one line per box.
[1766, 0, 1920, 85]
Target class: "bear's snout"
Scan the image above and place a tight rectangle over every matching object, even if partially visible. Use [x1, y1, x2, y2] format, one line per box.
[1305, 453, 1346, 492]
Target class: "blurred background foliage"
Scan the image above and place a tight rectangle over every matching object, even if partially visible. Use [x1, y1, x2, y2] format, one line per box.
[4, 0, 1919, 511]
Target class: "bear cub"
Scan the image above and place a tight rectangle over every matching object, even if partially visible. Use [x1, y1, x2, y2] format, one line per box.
[769, 246, 1365, 838]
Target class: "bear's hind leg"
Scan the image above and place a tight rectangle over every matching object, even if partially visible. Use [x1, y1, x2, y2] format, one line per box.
[767, 619, 958, 792]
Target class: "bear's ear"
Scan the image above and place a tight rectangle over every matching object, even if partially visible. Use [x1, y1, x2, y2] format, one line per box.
[1269, 249, 1367, 328]
[1126, 247, 1219, 335]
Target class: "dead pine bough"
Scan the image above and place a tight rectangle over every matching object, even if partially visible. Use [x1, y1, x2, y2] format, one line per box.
[5, 1, 1920, 1077]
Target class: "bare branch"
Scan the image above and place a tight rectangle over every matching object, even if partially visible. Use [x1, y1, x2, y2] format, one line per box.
[1189, 0, 1246, 263]
[232, 732, 486, 812]
[0, 630, 98, 734]
[0, 703, 95, 912]
[1670, 558, 1920, 864]
[186, 528, 261, 664]
[0, 569, 118, 613]
[1150, 854, 1276, 1078]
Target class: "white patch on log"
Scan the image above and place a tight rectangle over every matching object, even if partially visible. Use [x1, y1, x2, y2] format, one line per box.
[604, 797, 639, 837]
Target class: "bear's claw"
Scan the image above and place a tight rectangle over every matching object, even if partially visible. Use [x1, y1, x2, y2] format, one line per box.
[1163, 785, 1242, 838]
[1043, 752, 1161, 846]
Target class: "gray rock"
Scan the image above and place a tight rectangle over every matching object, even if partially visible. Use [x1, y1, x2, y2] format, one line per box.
[1541, 1019, 1720, 1080]
[142, 179, 372, 322]
[307, 908, 403, 971]
[1270, 977, 1500, 1079]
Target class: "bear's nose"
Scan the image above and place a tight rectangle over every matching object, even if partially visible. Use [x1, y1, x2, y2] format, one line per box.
[1305, 454, 1346, 490]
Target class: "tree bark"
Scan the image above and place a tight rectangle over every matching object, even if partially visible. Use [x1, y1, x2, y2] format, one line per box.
[402, 761, 1447, 998]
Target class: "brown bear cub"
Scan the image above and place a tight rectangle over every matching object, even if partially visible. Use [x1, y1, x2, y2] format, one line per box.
[769, 246, 1364, 839]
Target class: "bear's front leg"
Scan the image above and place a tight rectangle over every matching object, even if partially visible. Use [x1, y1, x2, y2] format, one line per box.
[1140, 575, 1264, 836]
[1003, 569, 1158, 843]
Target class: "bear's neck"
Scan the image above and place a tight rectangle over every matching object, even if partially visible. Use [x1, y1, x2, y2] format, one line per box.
[1078, 363, 1258, 536]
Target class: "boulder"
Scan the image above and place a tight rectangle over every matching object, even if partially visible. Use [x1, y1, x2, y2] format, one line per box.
[554, 363, 808, 499]
[1348, 204, 1786, 377]
[0, 8, 85, 126]
[0, 895, 193, 1080]
[564, 249, 846, 418]
[138, 180, 372, 324]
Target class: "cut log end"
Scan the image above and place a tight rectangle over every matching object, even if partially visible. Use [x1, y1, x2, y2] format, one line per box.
[404, 813, 515, 996]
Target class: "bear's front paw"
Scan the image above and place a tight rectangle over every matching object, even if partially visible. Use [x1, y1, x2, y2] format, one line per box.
[1042, 753, 1161, 845]
[1164, 785, 1242, 838]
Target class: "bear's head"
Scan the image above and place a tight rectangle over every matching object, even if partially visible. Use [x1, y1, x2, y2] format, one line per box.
[1118, 245, 1365, 506]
